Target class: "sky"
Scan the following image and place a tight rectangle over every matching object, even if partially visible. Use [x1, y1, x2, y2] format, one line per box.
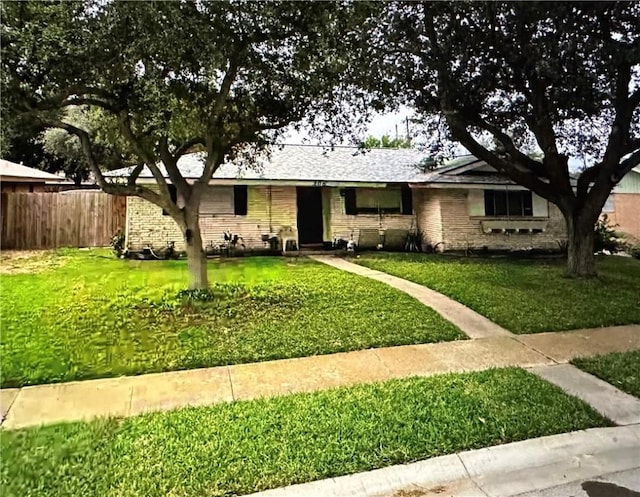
[283, 106, 416, 146]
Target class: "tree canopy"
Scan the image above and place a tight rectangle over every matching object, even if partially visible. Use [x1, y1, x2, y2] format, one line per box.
[365, 1, 640, 276]
[362, 134, 411, 149]
[1, 0, 374, 288]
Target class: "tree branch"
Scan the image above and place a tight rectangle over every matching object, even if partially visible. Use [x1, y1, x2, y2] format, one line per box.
[445, 113, 565, 206]
[117, 112, 172, 201]
[576, 164, 601, 202]
[127, 163, 145, 186]
[468, 115, 547, 177]
[601, 61, 634, 173]
[158, 136, 190, 201]
[198, 148, 223, 187]
[36, 117, 176, 213]
[210, 48, 246, 125]
[630, 87, 640, 109]
[174, 137, 205, 158]
[60, 96, 117, 112]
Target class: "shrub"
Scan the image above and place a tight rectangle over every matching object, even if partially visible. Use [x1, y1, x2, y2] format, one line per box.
[594, 215, 625, 254]
[110, 229, 126, 258]
[629, 245, 640, 260]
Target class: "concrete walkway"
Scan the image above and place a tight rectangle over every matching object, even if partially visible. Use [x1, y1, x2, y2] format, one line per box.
[531, 364, 640, 426]
[309, 255, 512, 338]
[2, 325, 638, 430]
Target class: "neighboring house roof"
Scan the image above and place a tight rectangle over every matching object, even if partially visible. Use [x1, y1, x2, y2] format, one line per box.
[0, 159, 66, 183]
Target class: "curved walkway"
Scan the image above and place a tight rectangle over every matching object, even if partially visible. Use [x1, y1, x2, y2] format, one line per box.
[308, 255, 512, 339]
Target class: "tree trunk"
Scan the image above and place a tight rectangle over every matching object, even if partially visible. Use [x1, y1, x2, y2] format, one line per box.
[183, 214, 209, 290]
[565, 212, 597, 278]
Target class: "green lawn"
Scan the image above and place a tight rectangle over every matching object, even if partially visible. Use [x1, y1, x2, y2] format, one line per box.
[0, 368, 609, 497]
[354, 253, 640, 334]
[572, 350, 640, 398]
[0, 250, 463, 388]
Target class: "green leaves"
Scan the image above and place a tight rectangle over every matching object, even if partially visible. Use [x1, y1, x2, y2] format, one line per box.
[2, 1, 374, 158]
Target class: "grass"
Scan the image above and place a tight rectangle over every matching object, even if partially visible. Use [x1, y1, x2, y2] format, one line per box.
[572, 350, 640, 398]
[354, 253, 640, 334]
[0, 249, 463, 388]
[0, 368, 609, 497]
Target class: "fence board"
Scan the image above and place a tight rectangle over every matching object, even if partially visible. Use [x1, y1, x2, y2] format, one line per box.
[0, 192, 126, 250]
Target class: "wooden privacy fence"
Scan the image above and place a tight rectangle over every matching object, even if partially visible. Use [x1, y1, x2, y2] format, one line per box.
[1, 191, 126, 250]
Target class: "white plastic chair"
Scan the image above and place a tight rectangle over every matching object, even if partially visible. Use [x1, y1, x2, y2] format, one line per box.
[278, 226, 298, 254]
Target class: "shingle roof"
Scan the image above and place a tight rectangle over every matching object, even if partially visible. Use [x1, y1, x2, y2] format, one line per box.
[106, 145, 523, 186]
[107, 145, 427, 183]
[0, 159, 65, 182]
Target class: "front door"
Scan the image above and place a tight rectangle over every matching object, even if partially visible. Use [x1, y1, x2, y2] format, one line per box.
[296, 187, 324, 246]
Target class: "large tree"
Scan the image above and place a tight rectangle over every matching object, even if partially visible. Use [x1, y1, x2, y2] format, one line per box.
[2, 0, 371, 288]
[368, 2, 640, 276]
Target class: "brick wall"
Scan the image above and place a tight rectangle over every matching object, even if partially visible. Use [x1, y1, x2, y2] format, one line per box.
[608, 193, 640, 239]
[128, 185, 569, 252]
[415, 189, 443, 251]
[126, 185, 297, 250]
[326, 187, 415, 240]
[126, 185, 416, 250]
[416, 188, 567, 252]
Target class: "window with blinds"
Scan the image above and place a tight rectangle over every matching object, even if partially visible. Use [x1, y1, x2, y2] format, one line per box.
[343, 187, 412, 215]
[198, 186, 248, 216]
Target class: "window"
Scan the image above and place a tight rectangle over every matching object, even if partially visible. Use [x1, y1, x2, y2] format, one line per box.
[200, 186, 234, 215]
[341, 187, 412, 215]
[356, 188, 400, 213]
[343, 187, 411, 215]
[484, 190, 533, 216]
[198, 186, 248, 216]
[233, 185, 248, 216]
[401, 186, 413, 215]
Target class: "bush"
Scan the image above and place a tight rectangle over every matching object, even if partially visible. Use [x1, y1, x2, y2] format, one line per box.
[629, 245, 640, 260]
[110, 229, 126, 258]
[594, 215, 625, 254]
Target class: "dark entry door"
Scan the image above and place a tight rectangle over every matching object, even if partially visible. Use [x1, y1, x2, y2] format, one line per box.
[296, 187, 324, 246]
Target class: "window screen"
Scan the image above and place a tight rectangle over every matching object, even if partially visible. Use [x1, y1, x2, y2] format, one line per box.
[484, 190, 533, 216]
[199, 186, 235, 215]
[355, 188, 402, 214]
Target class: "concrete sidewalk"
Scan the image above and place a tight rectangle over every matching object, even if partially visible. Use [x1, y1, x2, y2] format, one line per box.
[2, 325, 638, 430]
[247, 425, 640, 497]
[309, 255, 512, 339]
[531, 363, 640, 426]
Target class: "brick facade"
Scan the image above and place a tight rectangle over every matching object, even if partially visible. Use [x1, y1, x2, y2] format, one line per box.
[126, 184, 568, 252]
[126, 185, 415, 251]
[416, 188, 567, 251]
[127, 186, 297, 250]
[608, 193, 640, 239]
